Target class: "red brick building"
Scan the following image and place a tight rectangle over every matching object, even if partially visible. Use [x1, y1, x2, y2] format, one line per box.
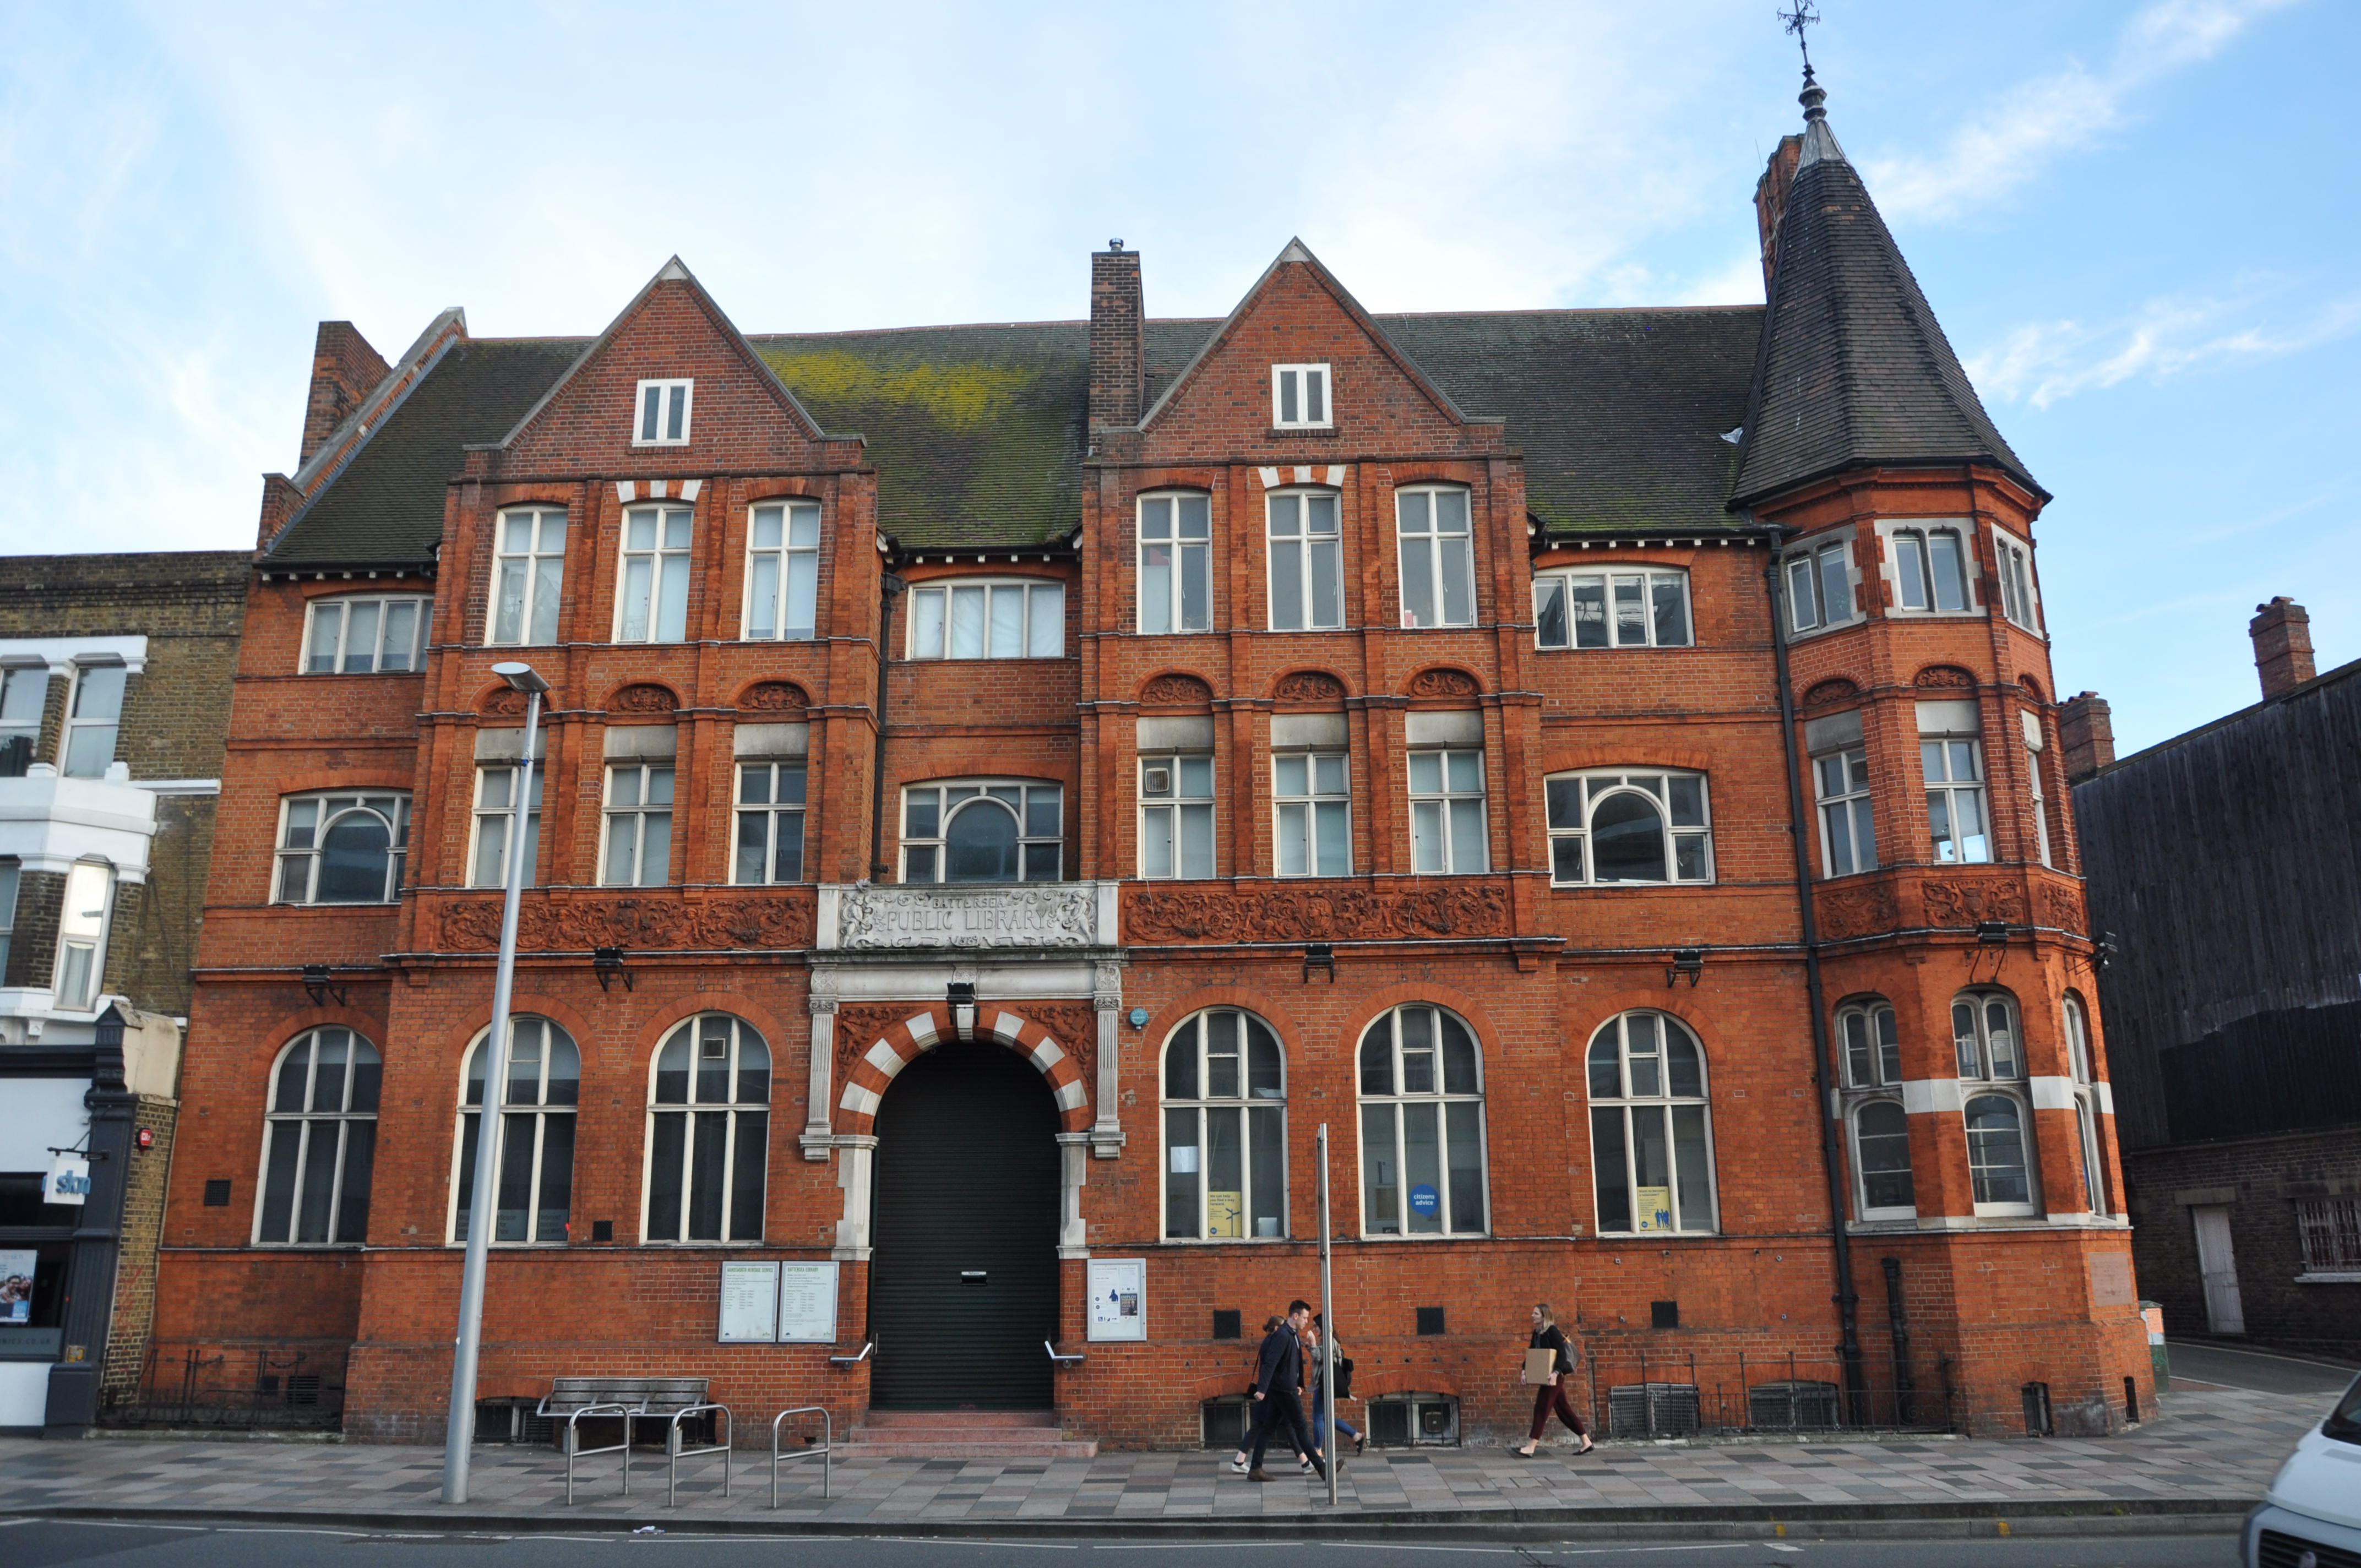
[156, 79, 2147, 1448]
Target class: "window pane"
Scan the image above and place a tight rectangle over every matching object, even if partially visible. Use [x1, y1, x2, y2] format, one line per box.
[1552, 835, 1585, 884]
[1309, 533, 1341, 628]
[1277, 802, 1308, 876]
[772, 810, 804, 882]
[1304, 368, 1324, 423]
[619, 556, 652, 641]
[647, 1112, 686, 1240]
[294, 1121, 338, 1243]
[1445, 1100, 1483, 1233]
[688, 1110, 728, 1240]
[1411, 800, 1444, 872]
[1165, 1028, 1198, 1099]
[1143, 804, 1174, 878]
[259, 1121, 300, 1242]
[1667, 775, 1705, 826]
[1249, 1105, 1284, 1238]
[1843, 1012, 1873, 1086]
[1536, 579, 1568, 647]
[494, 1111, 535, 1242]
[334, 1121, 374, 1244]
[1965, 1096, 2029, 1205]
[530, 559, 563, 645]
[905, 791, 938, 839]
[1407, 752, 1441, 793]
[1402, 1102, 1441, 1234]
[1179, 543, 1209, 630]
[317, 813, 392, 902]
[536, 1114, 575, 1242]
[1953, 1003, 1981, 1077]
[1545, 777, 1581, 830]
[1614, 578, 1647, 646]
[1166, 1107, 1199, 1238]
[1027, 584, 1063, 657]
[1439, 535, 1475, 625]
[1787, 557, 1818, 631]
[307, 605, 343, 672]
[735, 812, 769, 884]
[1590, 792, 1666, 881]
[1591, 1108, 1630, 1233]
[1362, 1104, 1399, 1234]
[1279, 370, 1298, 424]
[1271, 529, 1304, 630]
[1400, 534, 1435, 627]
[1446, 750, 1481, 792]
[638, 812, 672, 885]
[1571, 578, 1609, 646]
[1674, 832, 1707, 880]
[1670, 1104, 1711, 1231]
[950, 587, 986, 657]
[1358, 1024, 1393, 1095]
[1448, 797, 1486, 872]
[344, 602, 379, 673]
[1313, 801, 1348, 875]
[1441, 1014, 1479, 1095]
[946, 801, 1020, 881]
[1818, 545, 1852, 623]
[730, 1112, 766, 1240]
[380, 601, 417, 671]
[73, 665, 126, 720]
[1651, 576, 1690, 646]
[1895, 535, 1929, 611]
[1877, 1008, 1902, 1084]
[1204, 1105, 1243, 1238]
[748, 554, 780, 639]
[1666, 1028, 1701, 1097]
[1248, 1020, 1283, 1098]
[784, 552, 818, 639]
[911, 587, 945, 657]
[1857, 1101, 1913, 1211]
[988, 586, 1024, 657]
[1954, 787, 1989, 863]
[1140, 545, 1171, 634]
[1929, 532, 1967, 612]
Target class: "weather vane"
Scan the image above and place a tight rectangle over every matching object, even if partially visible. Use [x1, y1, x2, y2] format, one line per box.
[1779, 1, 1820, 82]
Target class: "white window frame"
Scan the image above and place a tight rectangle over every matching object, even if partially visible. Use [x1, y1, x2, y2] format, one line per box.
[1837, 998, 1913, 1222]
[1952, 990, 2024, 1082]
[51, 861, 113, 1010]
[1963, 1090, 2038, 1217]
[1851, 1099, 1916, 1222]
[1139, 753, 1215, 880]
[1543, 768, 1712, 886]
[906, 578, 1066, 659]
[1535, 567, 1692, 649]
[1265, 489, 1343, 630]
[743, 499, 821, 641]
[900, 780, 1063, 884]
[1408, 748, 1487, 874]
[1585, 1010, 1717, 1235]
[1138, 493, 1211, 635]
[1879, 520, 1977, 616]
[488, 506, 568, 647]
[1783, 536, 1858, 635]
[2296, 1197, 2361, 1274]
[733, 760, 808, 885]
[1160, 1009, 1288, 1242]
[1923, 734, 1991, 864]
[467, 765, 542, 890]
[61, 661, 125, 778]
[2064, 994, 2107, 1216]
[253, 1027, 380, 1246]
[449, 1017, 579, 1246]
[614, 504, 694, 643]
[641, 1013, 771, 1244]
[302, 595, 433, 674]
[275, 792, 411, 905]
[0, 859, 17, 979]
[1814, 744, 1878, 878]
[1356, 1004, 1488, 1238]
[633, 378, 694, 447]
[1395, 486, 1476, 629]
[1274, 751, 1351, 878]
[601, 761, 676, 888]
[1271, 363, 1331, 429]
[1990, 524, 2041, 632]
[0, 665, 45, 750]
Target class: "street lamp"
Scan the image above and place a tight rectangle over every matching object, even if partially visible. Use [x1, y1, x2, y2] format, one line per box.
[442, 661, 548, 1505]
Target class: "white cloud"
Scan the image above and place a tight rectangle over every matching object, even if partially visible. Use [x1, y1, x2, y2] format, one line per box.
[1968, 287, 2361, 407]
[1867, 0, 2296, 221]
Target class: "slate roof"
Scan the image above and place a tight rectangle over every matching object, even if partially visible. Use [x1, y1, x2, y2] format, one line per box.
[267, 337, 586, 568]
[1730, 108, 2042, 508]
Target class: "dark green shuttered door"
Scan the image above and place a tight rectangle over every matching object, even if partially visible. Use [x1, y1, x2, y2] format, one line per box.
[869, 1042, 1060, 1408]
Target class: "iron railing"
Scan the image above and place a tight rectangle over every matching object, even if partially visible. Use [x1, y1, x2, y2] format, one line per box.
[1574, 1349, 1955, 1438]
[101, 1344, 348, 1430]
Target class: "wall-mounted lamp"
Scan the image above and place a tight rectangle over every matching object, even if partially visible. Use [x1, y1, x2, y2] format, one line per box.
[1974, 921, 2010, 945]
[592, 947, 634, 993]
[301, 965, 348, 1008]
[2096, 931, 2120, 970]
[1664, 949, 1705, 988]
[947, 981, 978, 1042]
[1302, 943, 1335, 984]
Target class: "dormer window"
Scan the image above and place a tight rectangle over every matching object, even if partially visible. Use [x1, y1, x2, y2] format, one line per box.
[1271, 364, 1331, 430]
[634, 379, 693, 447]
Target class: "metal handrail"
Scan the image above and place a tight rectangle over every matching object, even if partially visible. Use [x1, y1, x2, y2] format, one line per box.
[559, 1401, 634, 1504]
[665, 1402, 732, 1508]
[770, 1404, 834, 1506]
[826, 1341, 873, 1366]
[1045, 1340, 1084, 1366]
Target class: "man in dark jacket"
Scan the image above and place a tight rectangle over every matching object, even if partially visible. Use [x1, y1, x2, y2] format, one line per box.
[1240, 1299, 1325, 1482]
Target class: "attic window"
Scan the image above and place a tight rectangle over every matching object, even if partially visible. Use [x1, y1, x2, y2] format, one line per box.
[1271, 364, 1331, 429]
[634, 379, 693, 447]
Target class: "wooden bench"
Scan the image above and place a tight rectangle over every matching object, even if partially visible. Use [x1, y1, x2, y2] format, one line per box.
[537, 1376, 726, 1504]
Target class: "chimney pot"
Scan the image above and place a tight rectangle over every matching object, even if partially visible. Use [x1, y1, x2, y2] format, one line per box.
[2249, 596, 2316, 700]
[2057, 691, 2115, 783]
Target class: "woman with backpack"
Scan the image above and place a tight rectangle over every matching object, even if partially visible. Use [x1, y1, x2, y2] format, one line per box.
[1514, 1302, 1593, 1458]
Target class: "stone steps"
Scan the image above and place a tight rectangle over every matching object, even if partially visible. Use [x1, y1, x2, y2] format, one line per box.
[836, 1408, 1096, 1460]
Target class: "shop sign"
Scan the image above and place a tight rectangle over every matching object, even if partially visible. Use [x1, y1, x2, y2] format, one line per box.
[45, 1156, 91, 1206]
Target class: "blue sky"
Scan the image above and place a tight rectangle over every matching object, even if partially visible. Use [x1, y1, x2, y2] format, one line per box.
[2, 1, 2351, 754]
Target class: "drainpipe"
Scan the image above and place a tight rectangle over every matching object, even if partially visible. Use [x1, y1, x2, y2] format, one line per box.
[870, 569, 907, 881]
[1759, 521, 1867, 1420]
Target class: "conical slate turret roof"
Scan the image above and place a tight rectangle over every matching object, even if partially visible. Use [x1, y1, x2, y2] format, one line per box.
[1730, 78, 2043, 509]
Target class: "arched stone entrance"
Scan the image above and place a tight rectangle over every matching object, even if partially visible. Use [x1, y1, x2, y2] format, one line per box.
[868, 1041, 1062, 1407]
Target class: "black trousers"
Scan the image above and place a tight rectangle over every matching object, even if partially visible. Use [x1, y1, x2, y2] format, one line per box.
[1247, 1386, 1316, 1466]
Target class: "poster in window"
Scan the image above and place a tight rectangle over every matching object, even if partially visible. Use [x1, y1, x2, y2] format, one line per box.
[1, 1250, 38, 1326]
[1205, 1190, 1244, 1239]
[1634, 1185, 1673, 1232]
[776, 1261, 840, 1343]
[718, 1261, 780, 1343]
[1087, 1257, 1146, 1341]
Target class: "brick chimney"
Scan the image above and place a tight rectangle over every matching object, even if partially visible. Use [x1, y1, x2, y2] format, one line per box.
[2249, 596, 2317, 700]
[1753, 134, 1803, 292]
[2057, 692, 2115, 782]
[1089, 242, 1145, 433]
[300, 322, 391, 467]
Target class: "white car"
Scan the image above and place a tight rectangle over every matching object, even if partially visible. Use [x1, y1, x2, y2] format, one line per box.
[2243, 1370, 2361, 1567]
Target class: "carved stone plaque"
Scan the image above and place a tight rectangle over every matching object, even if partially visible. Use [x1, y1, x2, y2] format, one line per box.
[834, 883, 1105, 950]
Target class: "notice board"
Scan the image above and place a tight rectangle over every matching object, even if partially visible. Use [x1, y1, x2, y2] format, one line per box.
[716, 1260, 840, 1343]
[1086, 1257, 1146, 1341]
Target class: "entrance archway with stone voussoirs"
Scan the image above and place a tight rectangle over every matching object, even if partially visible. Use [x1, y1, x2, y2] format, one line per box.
[869, 1039, 1063, 1408]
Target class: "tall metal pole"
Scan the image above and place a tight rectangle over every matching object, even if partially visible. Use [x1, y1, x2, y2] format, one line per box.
[443, 676, 543, 1504]
[1318, 1123, 1336, 1506]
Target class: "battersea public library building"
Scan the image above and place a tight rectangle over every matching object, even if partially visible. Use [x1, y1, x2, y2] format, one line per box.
[154, 77, 2148, 1450]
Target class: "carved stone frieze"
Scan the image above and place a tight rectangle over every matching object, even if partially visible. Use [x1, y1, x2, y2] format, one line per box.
[743, 680, 808, 711]
[1913, 665, 1976, 689]
[436, 893, 814, 952]
[1815, 881, 1900, 941]
[1802, 678, 1860, 706]
[1406, 667, 1479, 698]
[1921, 878, 2027, 926]
[2037, 880, 2086, 934]
[1273, 671, 1346, 703]
[837, 883, 1102, 949]
[612, 683, 678, 713]
[1125, 882, 1510, 943]
[1140, 672, 1213, 706]
[480, 687, 528, 716]
[835, 1003, 919, 1063]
